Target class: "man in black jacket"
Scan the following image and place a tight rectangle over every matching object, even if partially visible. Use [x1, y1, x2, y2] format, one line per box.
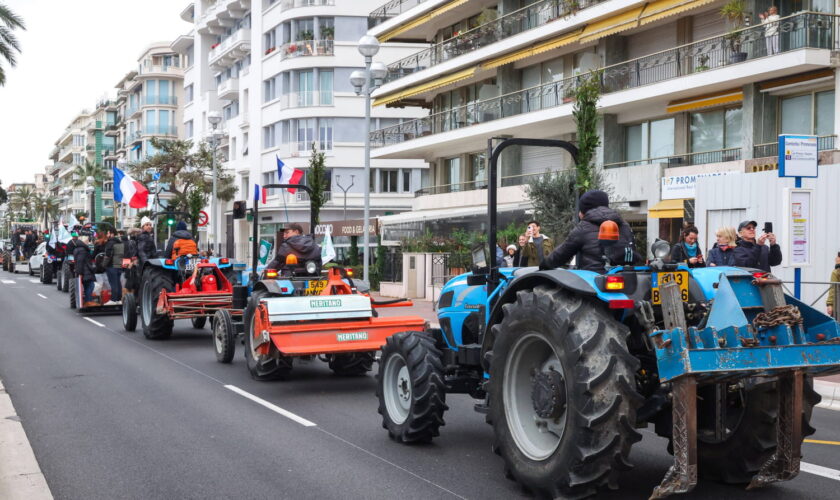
[163, 221, 196, 258]
[73, 236, 97, 306]
[266, 223, 321, 269]
[732, 220, 782, 272]
[136, 216, 157, 263]
[103, 227, 126, 305]
[540, 190, 638, 273]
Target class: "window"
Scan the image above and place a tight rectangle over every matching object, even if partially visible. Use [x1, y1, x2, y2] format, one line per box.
[624, 118, 675, 162]
[72, 153, 83, 166]
[403, 170, 411, 192]
[263, 77, 277, 103]
[296, 118, 316, 151]
[262, 170, 277, 186]
[264, 29, 277, 52]
[298, 70, 314, 106]
[263, 122, 280, 149]
[467, 152, 486, 187]
[223, 101, 239, 121]
[445, 157, 460, 186]
[241, 176, 249, 197]
[185, 84, 194, 104]
[319, 70, 333, 105]
[690, 108, 742, 152]
[230, 137, 237, 161]
[243, 132, 249, 156]
[318, 118, 333, 150]
[72, 134, 85, 147]
[185, 120, 193, 139]
[380, 170, 398, 193]
[780, 90, 835, 136]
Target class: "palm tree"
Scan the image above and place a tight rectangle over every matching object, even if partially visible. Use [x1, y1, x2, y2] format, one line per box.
[33, 193, 59, 229]
[9, 185, 34, 220]
[72, 159, 106, 221]
[0, 3, 26, 86]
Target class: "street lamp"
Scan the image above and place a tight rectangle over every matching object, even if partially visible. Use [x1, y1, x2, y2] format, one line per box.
[351, 34, 385, 283]
[86, 175, 95, 222]
[335, 174, 355, 220]
[207, 111, 223, 255]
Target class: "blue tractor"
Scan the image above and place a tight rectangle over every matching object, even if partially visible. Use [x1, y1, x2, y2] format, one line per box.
[375, 138, 840, 499]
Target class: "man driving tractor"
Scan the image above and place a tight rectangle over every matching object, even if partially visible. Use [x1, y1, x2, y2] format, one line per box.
[265, 223, 320, 269]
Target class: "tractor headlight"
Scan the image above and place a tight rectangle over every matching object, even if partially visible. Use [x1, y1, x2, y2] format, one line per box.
[651, 239, 671, 259]
[305, 260, 317, 275]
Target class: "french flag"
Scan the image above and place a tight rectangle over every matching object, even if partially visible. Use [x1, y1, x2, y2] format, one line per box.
[277, 156, 303, 193]
[113, 166, 149, 209]
[254, 184, 267, 204]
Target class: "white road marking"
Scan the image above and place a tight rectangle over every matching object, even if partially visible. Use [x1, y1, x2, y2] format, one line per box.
[802, 462, 840, 482]
[84, 317, 105, 327]
[224, 385, 316, 427]
[29, 279, 40, 284]
[37, 294, 47, 299]
[1, 280, 15, 284]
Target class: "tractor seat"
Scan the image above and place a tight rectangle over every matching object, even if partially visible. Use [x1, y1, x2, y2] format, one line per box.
[513, 266, 539, 278]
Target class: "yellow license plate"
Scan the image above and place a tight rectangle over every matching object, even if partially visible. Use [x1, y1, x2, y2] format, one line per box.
[304, 280, 327, 296]
[651, 272, 689, 305]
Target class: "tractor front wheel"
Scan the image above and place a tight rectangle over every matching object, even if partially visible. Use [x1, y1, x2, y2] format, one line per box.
[329, 352, 375, 376]
[191, 316, 207, 329]
[243, 290, 292, 380]
[140, 268, 174, 340]
[42, 263, 53, 285]
[122, 293, 137, 332]
[213, 309, 236, 363]
[487, 286, 642, 499]
[68, 277, 77, 309]
[376, 331, 447, 443]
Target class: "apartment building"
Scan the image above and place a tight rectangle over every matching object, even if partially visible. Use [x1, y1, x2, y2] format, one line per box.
[174, 0, 428, 260]
[368, 0, 840, 249]
[49, 110, 91, 220]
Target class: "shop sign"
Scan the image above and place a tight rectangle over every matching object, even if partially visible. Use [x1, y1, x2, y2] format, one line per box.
[660, 171, 738, 200]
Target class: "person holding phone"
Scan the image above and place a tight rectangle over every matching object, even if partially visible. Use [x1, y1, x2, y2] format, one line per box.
[732, 220, 782, 271]
[669, 225, 705, 268]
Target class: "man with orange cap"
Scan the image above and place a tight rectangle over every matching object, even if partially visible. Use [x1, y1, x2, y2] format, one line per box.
[540, 189, 638, 272]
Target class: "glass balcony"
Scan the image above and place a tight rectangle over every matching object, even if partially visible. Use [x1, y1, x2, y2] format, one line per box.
[143, 95, 178, 106]
[143, 125, 178, 136]
[277, 40, 334, 60]
[369, 0, 431, 29]
[280, 90, 334, 109]
[754, 135, 836, 157]
[372, 12, 840, 149]
[281, 0, 335, 9]
[603, 148, 743, 169]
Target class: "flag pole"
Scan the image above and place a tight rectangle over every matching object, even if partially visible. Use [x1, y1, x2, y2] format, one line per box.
[282, 190, 290, 224]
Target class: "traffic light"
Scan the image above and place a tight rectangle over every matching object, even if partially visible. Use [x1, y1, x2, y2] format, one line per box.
[166, 216, 175, 226]
[232, 200, 246, 219]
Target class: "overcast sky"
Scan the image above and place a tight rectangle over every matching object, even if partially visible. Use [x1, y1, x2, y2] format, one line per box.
[0, 0, 191, 186]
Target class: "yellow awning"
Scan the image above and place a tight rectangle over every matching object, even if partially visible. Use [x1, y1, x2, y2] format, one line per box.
[481, 30, 583, 70]
[577, 7, 644, 44]
[379, 0, 469, 42]
[373, 66, 478, 106]
[666, 89, 743, 113]
[640, 0, 715, 26]
[648, 198, 686, 218]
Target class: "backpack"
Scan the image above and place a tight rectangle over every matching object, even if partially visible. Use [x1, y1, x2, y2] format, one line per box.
[172, 238, 198, 258]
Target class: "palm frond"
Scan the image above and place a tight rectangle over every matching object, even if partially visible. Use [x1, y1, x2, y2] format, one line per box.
[0, 4, 26, 30]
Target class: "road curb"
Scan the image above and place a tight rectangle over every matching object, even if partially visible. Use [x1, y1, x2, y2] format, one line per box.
[0, 379, 53, 500]
[815, 379, 840, 412]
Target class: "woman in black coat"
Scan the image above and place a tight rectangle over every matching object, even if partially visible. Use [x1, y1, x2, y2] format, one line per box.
[669, 226, 705, 268]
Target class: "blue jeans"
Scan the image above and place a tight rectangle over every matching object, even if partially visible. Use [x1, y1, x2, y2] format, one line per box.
[83, 279, 95, 303]
[106, 268, 123, 302]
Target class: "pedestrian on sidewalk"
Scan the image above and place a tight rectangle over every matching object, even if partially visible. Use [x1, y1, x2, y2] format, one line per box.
[522, 220, 552, 267]
[669, 225, 705, 268]
[706, 226, 738, 266]
[827, 254, 840, 319]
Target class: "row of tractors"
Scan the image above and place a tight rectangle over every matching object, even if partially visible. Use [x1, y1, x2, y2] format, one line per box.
[27, 140, 840, 498]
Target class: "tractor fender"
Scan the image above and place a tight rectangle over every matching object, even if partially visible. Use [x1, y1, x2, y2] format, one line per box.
[252, 279, 295, 296]
[481, 269, 599, 368]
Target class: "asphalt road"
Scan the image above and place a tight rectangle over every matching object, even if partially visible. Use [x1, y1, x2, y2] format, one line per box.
[0, 273, 838, 499]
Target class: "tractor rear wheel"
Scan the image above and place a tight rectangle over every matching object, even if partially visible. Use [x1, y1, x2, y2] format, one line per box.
[329, 352, 375, 376]
[694, 377, 820, 483]
[56, 266, 62, 291]
[377, 331, 447, 443]
[487, 286, 642, 499]
[140, 267, 174, 340]
[243, 290, 292, 380]
[43, 263, 53, 285]
[69, 277, 77, 309]
[191, 316, 207, 329]
[61, 262, 71, 292]
[213, 309, 236, 363]
[122, 293, 137, 332]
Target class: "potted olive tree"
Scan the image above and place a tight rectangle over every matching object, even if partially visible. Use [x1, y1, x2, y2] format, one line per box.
[721, 0, 749, 62]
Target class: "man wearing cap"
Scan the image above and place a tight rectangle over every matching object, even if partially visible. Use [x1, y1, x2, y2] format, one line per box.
[540, 190, 638, 273]
[732, 220, 782, 272]
[136, 216, 157, 264]
[266, 223, 321, 269]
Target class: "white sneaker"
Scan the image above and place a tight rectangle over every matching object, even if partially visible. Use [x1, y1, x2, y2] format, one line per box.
[103, 300, 117, 306]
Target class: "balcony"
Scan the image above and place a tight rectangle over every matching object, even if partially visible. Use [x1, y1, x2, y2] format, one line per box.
[126, 105, 140, 118]
[274, 39, 334, 60]
[209, 29, 251, 70]
[137, 64, 184, 77]
[369, 0, 430, 29]
[104, 123, 120, 136]
[217, 77, 240, 100]
[280, 90, 334, 109]
[143, 95, 178, 106]
[280, 0, 335, 9]
[143, 125, 178, 137]
[198, 0, 250, 36]
[130, 131, 143, 143]
[103, 148, 120, 159]
[385, 0, 602, 82]
[294, 191, 331, 203]
[754, 135, 836, 157]
[414, 172, 547, 197]
[603, 148, 743, 170]
[372, 12, 840, 149]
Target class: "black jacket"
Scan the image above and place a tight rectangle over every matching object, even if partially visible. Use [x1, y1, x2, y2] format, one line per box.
[73, 244, 94, 280]
[267, 234, 321, 268]
[136, 231, 157, 262]
[542, 206, 638, 273]
[669, 242, 705, 268]
[732, 239, 783, 272]
[164, 230, 195, 258]
[706, 243, 736, 267]
[104, 236, 126, 268]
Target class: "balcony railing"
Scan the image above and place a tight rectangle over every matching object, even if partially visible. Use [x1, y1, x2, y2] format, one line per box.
[209, 29, 251, 67]
[281, 0, 335, 9]
[603, 148, 743, 170]
[385, 0, 603, 82]
[754, 135, 837, 157]
[372, 12, 840, 149]
[143, 125, 178, 136]
[294, 190, 332, 202]
[126, 105, 140, 117]
[138, 64, 182, 76]
[143, 95, 178, 106]
[369, 0, 430, 29]
[414, 171, 548, 197]
[280, 90, 334, 109]
[276, 39, 334, 59]
[129, 131, 143, 142]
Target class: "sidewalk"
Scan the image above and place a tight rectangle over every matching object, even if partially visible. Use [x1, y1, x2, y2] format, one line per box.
[0, 379, 52, 500]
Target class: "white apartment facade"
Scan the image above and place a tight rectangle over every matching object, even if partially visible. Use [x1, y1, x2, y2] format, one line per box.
[49, 110, 91, 220]
[367, 0, 840, 249]
[174, 0, 428, 261]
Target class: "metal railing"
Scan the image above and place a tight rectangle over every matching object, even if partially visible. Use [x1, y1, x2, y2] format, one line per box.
[380, 249, 403, 282]
[276, 40, 334, 59]
[281, 0, 335, 8]
[280, 90, 334, 109]
[372, 12, 840, 148]
[138, 64, 182, 76]
[385, 0, 603, 82]
[143, 95, 178, 106]
[209, 29, 251, 63]
[754, 135, 837, 158]
[369, 0, 430, 29]
[414, 171, 547, 196]
[603, 148, 743, 169]
[431, 253, 473, 287]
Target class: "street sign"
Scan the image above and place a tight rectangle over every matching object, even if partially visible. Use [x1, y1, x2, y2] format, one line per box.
[783, 188, 813, 267]
[778, 134, 818, 178]
[198, 210, 209, 227]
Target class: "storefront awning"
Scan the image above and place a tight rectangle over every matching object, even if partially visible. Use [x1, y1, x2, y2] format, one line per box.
[577, 7, 644, 44]
[648, 198, 687, 218]
[640, 0, 716, 26]
[373, 66, 478, 106]
[481, 30, 583, 69]
[666, 88, 743, 113]
[379, 0, 470, 42]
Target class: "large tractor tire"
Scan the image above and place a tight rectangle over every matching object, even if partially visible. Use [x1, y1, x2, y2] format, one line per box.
[140, 267, 174, 340]
[191, 316, 207, 329]
[694, 376, 820, 484]
[122, 293, 138, 332]
[42, 263, 53, 285]
[329, 352, 375, 376]
[487, 286, 642, 499]
[213, 309, 236, 364]
[377, 331, 447, 443]
[68, 277, 77, 309]
[243, 290, 293, 380]
[56, 265, 62, 291]
[61, 262, 72, 292]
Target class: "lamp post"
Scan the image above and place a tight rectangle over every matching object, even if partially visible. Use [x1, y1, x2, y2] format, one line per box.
[335, 174, 355, 221]
[207, 111, 223, 255]
[350, 35, 387, 282]
[86, 175, 95, 223]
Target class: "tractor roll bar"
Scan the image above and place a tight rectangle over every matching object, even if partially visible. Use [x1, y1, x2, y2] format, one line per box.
[149, 210, 193, 249]
[250, 183, 314, 282]
[487, 138, 578, 292]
